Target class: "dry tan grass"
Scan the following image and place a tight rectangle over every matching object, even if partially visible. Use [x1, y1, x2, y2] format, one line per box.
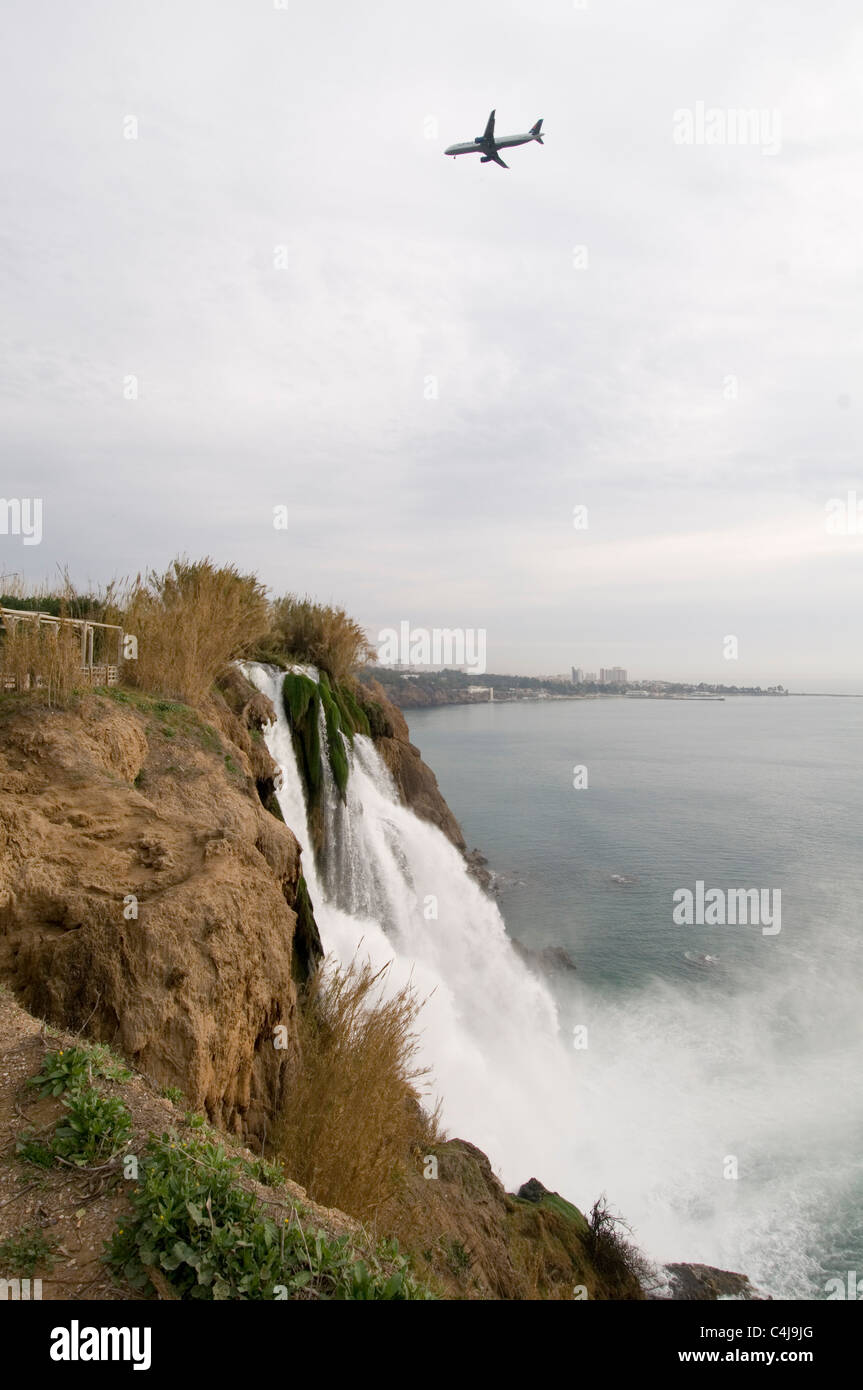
[0, 567, 118, 614]
[122, 558, 270, 706]
[274, 956, 440, 1223]
[0, 572, 50, 604]
[0, 567, 372, 707]
[265, 595, 373, 684]
[0, 615, 81, 706]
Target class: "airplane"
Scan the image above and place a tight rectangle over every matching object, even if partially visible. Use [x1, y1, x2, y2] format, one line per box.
[444, 109, 544, 169]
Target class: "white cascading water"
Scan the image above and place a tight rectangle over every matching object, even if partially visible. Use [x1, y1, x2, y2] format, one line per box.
[244, 663, 841, 1297]
[245, 662, 571, 1183]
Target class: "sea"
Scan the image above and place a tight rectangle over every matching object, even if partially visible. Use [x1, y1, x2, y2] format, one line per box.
[403, 694, 863, 1298]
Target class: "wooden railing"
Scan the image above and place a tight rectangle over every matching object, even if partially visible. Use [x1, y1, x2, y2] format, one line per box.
[0, 609, 125, 690]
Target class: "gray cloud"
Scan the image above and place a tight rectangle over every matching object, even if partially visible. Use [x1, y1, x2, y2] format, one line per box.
[1, 0, 861, 687]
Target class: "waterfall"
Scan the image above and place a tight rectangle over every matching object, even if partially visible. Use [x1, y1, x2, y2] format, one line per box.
[245, 662, 578, 1187]
[243, 663, 853, 1296]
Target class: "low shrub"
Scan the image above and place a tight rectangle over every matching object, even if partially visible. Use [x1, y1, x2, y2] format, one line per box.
[585, 1195, 650, 1297]
[106, 1132, 432, 1300]
[28, 1046, 131, 1097]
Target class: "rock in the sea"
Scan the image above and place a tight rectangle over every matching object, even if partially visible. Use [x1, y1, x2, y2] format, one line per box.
[655, 1262, 770, 1301]
[511, 939, 578, 975]
[464, 847, 493, 893]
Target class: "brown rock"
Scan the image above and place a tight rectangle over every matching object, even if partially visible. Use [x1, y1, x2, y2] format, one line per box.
[0, 691, 316, 1141]
[361, 681, 466, 853]
[657, 1262, 769, 1300]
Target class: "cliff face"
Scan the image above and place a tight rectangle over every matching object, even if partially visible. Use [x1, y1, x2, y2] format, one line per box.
[0, 687, 311, 1139]
[0, 671, 467, 1148]
[360, 678, 466, 851]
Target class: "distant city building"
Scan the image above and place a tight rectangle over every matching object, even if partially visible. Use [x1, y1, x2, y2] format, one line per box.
[571, 667, 583, 684]
[583, 671, 597, 683]
[600, 666, 628, 685]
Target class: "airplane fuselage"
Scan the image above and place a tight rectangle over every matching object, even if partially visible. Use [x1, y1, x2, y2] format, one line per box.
[445, 132, 536, 156]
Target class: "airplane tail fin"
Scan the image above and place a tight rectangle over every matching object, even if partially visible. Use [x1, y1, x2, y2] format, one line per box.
[530, 118, 544, 143]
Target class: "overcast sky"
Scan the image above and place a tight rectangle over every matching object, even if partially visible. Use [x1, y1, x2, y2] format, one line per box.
[1, 0, 861, 687]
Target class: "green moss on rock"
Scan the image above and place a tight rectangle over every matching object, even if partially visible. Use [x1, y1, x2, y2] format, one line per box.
[292, 872, 323, 982]
[282, 670, 368, 809]
[282, 674, 323, 804]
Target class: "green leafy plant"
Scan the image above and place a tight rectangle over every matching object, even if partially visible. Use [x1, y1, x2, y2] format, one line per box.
[52, 1088, 132, 1167]
[245, 1155, 286, 1188]
[28, 1045, 131, 1098]
[19, 1048, 133, 1171]
[0, 1226, 57, 1276]
[106, 1132, 433, 1300]
[14, 1135, 55, 1168]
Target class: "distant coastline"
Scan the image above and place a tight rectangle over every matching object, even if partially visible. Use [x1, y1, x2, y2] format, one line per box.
[362, 667, 793, 711]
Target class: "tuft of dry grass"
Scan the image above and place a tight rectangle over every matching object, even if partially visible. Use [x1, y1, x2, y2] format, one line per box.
[264, 595, 373, 684]
[274, 955, 440, 1223]
[122, 558, 270, 706]
[0, 614, 81, 707]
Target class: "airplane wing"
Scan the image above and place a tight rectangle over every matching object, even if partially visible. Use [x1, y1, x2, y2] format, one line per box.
[482, 109, 496, 142]
[488, 149, 508, 168]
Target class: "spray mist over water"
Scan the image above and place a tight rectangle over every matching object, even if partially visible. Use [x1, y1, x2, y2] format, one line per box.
[246, 664, 860, 1297]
